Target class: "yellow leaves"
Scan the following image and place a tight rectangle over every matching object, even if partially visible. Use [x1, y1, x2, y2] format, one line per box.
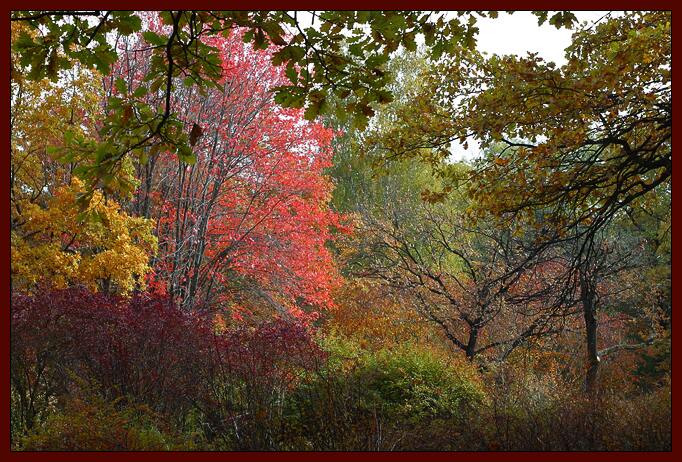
[642, 52, 654, 65]
[11, 233, 80, 289]
[213, 313, 228, 334]
[12, 35, 104, 209]
[11, 178, 157, 294]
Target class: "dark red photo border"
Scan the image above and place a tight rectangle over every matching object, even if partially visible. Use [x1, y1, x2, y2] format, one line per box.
[3, 2, 678, 460]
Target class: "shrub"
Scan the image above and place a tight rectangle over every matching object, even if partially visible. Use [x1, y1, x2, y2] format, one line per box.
[356, 344, 485, 423]
[11, 286, 217, 437]
[197, 318, 327, 450]
[282, 336, 486, 450]
[11, 287, 671, 451]
[11, 287, 328, 450]
[18, 387, 190, 451]
[475, 355, 672, 451]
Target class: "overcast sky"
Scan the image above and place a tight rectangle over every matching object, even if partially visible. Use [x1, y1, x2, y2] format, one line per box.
[474, 11, 612, 65]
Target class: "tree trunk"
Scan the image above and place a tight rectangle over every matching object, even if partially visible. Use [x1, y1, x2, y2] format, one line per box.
[465, 328, 479, 361]
[581, 277, 599, 396]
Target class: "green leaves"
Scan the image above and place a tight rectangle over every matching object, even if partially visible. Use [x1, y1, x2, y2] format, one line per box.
[142, 30, 166, 47]
[304, 91, 329, 121]
[532, 11, 578, 29]
[12, 10, 546, 200]
[232, 11, 498, 133]
[132, 86, 148, 98]
[114, 77, 127, 95]
[111, 11, 142, 35]
[261, 21, 288, 46]
[13, 31, 59, 81]
[548, 12, 578, 29]
[274, 86, 307, 109]
[177, 144, 196, 165]
[272, 45, 306, 66]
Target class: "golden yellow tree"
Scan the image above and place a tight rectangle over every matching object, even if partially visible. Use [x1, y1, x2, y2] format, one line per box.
[11, 178, 157, 294]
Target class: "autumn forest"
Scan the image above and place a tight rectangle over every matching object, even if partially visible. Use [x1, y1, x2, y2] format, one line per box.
[9, 10, 671, 451]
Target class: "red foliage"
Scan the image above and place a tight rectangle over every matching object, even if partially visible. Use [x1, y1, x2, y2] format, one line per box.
[11, 286, 326, 425]
[219, 318, 326, 388]
[113, 19, 350, 316]
[11, 286, 216, 417]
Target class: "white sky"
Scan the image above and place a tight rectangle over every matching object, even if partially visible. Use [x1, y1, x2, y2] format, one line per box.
[474, 11, 612, 66]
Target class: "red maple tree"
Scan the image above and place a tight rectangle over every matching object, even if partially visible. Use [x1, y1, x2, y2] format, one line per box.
[112, 19, 350, 318]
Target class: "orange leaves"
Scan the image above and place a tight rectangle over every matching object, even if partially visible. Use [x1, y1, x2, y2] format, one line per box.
[327, 279, 436, 350]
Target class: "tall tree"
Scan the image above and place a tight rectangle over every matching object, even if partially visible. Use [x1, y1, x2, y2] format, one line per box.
[347, 179, 577, 361]
[374, 11, 670, 247]
[111, 27, 348, 316]
[365, 10, 671, 385]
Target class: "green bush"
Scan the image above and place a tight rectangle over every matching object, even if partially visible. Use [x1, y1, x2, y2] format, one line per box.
[355, 344, 485, 422]
[281, 335, 486, 450]
[17, 391, 196, 451]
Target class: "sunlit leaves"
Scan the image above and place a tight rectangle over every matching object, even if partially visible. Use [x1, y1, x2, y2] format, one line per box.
[11, 178, 157, 294]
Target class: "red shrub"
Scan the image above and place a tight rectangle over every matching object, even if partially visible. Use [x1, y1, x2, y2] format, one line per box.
[220, 318, 326, 386]
[11, 286, 326, 442]
[11, 286, 217, 427]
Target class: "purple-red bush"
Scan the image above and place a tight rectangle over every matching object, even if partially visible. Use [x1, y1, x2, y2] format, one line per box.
[11, 285, 325, 443]
[199, 318, 327, 449]
[11, 286, 217, 426]
[220, 319, 326, 385]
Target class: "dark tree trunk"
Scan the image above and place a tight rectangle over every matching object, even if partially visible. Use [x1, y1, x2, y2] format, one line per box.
[465, 327, 479, 361]
[581, 277, 599, 396]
